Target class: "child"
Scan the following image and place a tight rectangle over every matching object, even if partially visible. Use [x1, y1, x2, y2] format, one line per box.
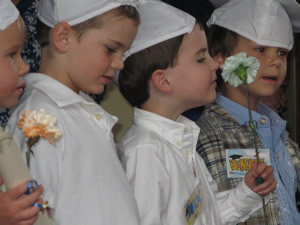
[117, 1, 276, 224]
[196, 0, 300, 224]
[0, 1, 43, 224]
[6, 0, 140, 224]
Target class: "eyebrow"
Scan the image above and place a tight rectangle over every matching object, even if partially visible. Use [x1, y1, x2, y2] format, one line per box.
[107, 39, 125, 48]
[5, 44, 20, 52]
[194, 48, 207, 55]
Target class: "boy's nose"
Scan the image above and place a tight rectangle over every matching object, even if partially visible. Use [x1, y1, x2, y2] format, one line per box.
[111, 55, 124, 71]
[270, 56, 282, 69]
[268, 49, 285, 69]
[210, 57, 219, 72]
[18, 58, 29, 77]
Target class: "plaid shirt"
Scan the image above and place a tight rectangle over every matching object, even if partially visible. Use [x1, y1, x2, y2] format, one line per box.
[196, 103, 300, 225]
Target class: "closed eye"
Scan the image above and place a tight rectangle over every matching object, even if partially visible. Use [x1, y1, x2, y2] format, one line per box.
[9, 51, 17, 60]
[106, 46, 117, 55]
[197, 58, 205, 63]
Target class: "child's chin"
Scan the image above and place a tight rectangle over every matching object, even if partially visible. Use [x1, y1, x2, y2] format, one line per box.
[1, 99, 18, 109]
[88, 87, 105, 95]
[208, 92, 217, 103]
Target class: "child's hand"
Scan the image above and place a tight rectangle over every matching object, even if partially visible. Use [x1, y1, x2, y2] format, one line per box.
[0, 178, 43, 225]
[244, 162, 276, 196]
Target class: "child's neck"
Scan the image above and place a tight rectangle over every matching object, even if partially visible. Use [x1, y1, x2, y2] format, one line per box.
[142, 100, 184, 121]
[39, 55, 80, 94]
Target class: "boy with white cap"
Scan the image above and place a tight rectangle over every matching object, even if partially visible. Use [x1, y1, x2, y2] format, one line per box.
[196, 0, 300, 224]
[117, 1, 276, 224]
[0, 0, 43, 224]
[6, 0, 140, 224]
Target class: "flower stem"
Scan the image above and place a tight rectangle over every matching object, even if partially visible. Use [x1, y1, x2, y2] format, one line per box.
[26, 150, 31, 168]
[245, 84, 268, 225]
[26, 135, 40, 168]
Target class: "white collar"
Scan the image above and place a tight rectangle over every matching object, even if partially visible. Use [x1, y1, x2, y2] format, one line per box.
[25, 73, 98, 107]
[133, 107, 200, 149]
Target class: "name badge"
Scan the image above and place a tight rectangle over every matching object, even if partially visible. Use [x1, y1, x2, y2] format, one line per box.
[226, 148, 271, 178]
[185, 184, 205, 225]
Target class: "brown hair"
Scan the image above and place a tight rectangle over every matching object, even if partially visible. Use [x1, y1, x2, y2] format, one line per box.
[119, 35, 184, 108]
[207, 25, 239, 89]
[207, 25, 239, 58]
[37, 5, 139, 47]
[119, 22, 204, 108]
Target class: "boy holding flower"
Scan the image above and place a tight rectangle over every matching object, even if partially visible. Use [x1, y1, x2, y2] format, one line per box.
[196, 0, 300, 224]
[117, 1, 276, 224]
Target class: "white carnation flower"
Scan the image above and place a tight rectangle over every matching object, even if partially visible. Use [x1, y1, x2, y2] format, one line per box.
[221, 52, 260, 87]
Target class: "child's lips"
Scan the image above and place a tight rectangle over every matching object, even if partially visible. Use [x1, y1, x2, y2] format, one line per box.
[103, 74, 114, 84]
[17, 83, 25, 90]
[262, 75, 278, 82]
[16, 83, 25, 94]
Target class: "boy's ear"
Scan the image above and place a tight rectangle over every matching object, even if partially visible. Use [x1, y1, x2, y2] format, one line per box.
[213, 53, 226, 67]
[51, 22, 73, 52]
[151, 69, 172, 92]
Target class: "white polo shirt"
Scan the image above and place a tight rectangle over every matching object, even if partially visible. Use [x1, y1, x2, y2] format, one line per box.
[118, 108, 264, 225]
[7, 73, 140, 225]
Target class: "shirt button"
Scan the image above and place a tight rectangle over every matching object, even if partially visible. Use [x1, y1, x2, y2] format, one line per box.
[184, 149, 189, 156]
[276, 152, 279, 159]
[184, 128, 188, 133]
[260, 118, 267, 124]
[176, 141, 181, 147]
[95, 114, 102, 120]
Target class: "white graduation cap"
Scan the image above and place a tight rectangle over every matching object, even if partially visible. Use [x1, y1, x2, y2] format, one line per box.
[123, 0, 196, 59]
[38, 0, 138, 28]
[113, 0, 195, 83]
[0, 0, 19, 31]
[207, 0, 300, 51]
[278, 0, 300, 33]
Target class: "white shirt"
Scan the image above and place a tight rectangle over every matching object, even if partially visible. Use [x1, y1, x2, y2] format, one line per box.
[7, 73, 140, 225]
[118, 108, 265, 225]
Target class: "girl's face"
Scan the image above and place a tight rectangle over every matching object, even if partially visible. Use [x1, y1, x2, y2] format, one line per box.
[63, 15, 138, 94]
[0, 17, 29, 108]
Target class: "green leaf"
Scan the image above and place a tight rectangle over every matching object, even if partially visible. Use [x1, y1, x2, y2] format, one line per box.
[234, 64, 248, 83]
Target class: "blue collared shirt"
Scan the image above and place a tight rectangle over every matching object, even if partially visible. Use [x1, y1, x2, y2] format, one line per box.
[217, 93, 300, 225]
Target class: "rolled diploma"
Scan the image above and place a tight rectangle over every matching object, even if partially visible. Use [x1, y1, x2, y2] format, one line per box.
[0, 129, 52, 225]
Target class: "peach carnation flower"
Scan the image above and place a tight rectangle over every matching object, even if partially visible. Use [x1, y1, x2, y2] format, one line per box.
[17, 109, 62, 167]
